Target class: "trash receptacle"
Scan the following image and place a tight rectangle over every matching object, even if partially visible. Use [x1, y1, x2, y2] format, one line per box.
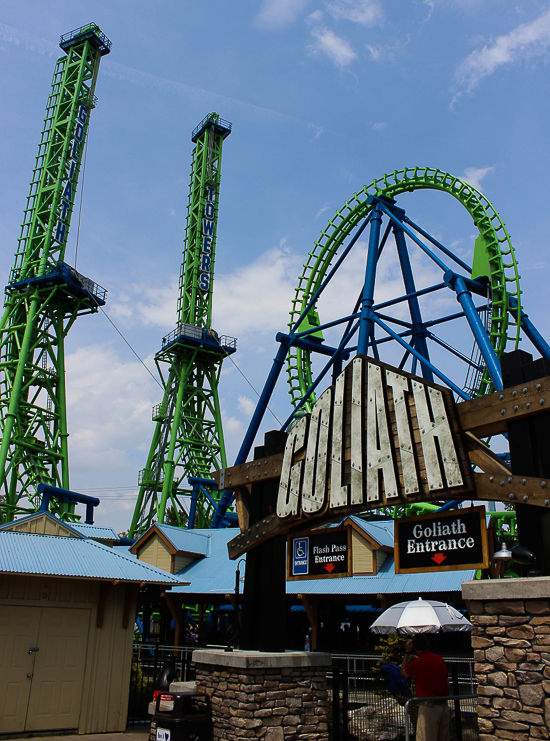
[150, 692, 210, 741]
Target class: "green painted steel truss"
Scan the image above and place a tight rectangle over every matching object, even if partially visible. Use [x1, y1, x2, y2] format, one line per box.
[0, 25, 110, 523]
[130, 114, 235, 537]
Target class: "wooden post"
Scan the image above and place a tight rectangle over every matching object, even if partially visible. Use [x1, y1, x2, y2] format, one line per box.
[298, 595, 319, 650]
[501, 351, 550, 574]
[240, 430, 288, 652]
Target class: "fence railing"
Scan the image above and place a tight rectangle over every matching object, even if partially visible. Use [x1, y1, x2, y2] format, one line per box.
[330, 661, 477, 741]
[129, 642, 478, 740]
[404, 694, 478, 741]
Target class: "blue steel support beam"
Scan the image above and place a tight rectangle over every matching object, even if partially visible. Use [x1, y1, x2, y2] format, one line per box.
[393, 224, 434, 381]
[508, 295, 550, 360]
[444, 272, 503, 391]
[357, 203, 383, 356]
[291, 213, 373, 334]
[211, 339, 290, 528]
[372, 314, 471, 400]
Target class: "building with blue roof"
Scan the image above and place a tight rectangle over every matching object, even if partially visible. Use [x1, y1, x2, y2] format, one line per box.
[130, 515, 476, 651]
[0, 510, 187, 736]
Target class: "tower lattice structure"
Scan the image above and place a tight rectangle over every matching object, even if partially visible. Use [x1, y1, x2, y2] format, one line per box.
[0, 25, 111, 523]
[129, 113, 236, 537]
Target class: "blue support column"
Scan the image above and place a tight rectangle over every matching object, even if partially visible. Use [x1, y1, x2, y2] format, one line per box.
[357, 203, 383, 356]
[394, 224, 434, 382]
[211, 339, 290, 528]
[445, 272, 503, 390]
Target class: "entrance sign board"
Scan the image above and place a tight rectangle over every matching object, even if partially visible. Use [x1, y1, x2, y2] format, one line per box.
[288, 527, 350, 580]
[394, 506, 489, 573]
[221, 363, 550, 560]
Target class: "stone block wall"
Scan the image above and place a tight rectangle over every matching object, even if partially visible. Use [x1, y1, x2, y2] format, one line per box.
[463, 576, 550, 741]
[192, 649, 330, 741]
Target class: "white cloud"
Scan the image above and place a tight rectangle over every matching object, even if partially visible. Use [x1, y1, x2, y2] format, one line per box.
[326, 0, 384, 26]
[455, 8, 550, 93]
[366, 35, 409, 62]
[255, 0, 311, 29]
[109, 277, 178, 329]
[238, 396, 256, 418]
[462, 166, 495, 191]
[309, 28, 358, 67]
[213, 246, 302, 336]
[372, 121, 387, 131]
[66, 344, 157, 476]
[0, 23, 56, 56]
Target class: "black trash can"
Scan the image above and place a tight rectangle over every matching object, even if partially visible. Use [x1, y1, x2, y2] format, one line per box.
[150, 692, 211, 741]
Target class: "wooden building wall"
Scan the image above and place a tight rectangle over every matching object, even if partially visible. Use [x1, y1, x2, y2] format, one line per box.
[0, 574, 135, 734]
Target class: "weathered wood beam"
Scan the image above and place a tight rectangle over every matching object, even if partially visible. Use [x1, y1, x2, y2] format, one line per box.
[465, 432, 512, 475]
[457, 375, 550, 439]
[474, 472, 550, 509]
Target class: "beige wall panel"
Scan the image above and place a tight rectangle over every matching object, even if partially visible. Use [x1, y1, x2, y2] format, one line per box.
[351, 530, 374, 574]
[138, 536, 171, 573]
[376, 549, 387, 570]
[174, 554, 193, 573]
[0, 576, 135, 734]
[80, 585, 133, 733]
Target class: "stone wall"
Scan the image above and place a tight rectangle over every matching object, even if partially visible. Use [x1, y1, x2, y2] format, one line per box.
[463, 576, 550, 741]
[192, 649, 330, 741]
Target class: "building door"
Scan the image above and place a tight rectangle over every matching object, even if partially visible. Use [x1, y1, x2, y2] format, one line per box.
[0, 605, 40, 733]
[0, 606, 90, 733]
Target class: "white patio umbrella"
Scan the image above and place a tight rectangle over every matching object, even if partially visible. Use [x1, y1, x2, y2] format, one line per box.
[369, 597, 472, 635]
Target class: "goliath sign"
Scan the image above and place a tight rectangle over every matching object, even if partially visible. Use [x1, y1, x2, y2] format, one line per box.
[276, 356, 473, 521]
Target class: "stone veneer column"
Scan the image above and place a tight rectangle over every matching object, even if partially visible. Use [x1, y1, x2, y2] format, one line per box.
[462, 577, 550, 741]
[192, 649, 330, 741]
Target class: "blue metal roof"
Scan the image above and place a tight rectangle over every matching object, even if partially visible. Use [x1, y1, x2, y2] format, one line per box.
[171, 528, 239, 594]
[349, 517, 394, 548]
[287, 552, 475, 596]
[153, 523, 211, 556]
[70, 522, 119, 540]
[0, 530, 187, 584]
[169, 527, 474, 597]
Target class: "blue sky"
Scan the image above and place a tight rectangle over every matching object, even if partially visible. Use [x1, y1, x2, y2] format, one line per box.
[1, 1, 549, 531]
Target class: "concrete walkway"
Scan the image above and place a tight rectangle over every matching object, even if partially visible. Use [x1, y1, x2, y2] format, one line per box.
[7, 726, 150, 741]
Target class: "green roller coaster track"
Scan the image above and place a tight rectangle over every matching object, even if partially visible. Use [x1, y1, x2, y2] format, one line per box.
[286, 168, 521, 535]
[287, 167, 522, 412]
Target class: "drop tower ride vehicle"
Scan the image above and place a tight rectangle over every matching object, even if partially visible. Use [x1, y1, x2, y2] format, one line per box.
[129, 113, 237, 537]
[0, 24, 111, 523]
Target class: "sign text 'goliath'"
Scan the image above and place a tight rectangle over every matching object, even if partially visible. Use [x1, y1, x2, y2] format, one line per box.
[277, 357, 468, 519]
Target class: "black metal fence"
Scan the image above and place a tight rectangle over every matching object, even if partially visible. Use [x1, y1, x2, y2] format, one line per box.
[128, 643, 477, 741]
[330, 659, 478, 741]
[128, 643, 196, 724]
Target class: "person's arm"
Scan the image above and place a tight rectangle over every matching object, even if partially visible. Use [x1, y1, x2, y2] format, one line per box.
[401, 638, 414, 677]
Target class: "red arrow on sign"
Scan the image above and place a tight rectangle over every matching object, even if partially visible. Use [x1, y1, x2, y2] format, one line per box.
[431, 553, 446, 565]
[324, 563, 336, 573]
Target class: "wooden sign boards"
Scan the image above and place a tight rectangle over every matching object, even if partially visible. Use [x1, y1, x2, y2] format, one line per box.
[221, 357, 550, 560]
[394, 506, 489, 574]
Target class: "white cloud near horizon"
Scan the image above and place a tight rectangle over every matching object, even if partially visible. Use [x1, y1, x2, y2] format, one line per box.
[107, 246, 301, 339]
[455, 8, 550, 93]
[66, 344, 157, 475]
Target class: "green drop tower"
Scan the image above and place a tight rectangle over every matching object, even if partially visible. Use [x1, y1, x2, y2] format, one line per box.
[0, 25, 111, 523]
[129, 113, 236, 537]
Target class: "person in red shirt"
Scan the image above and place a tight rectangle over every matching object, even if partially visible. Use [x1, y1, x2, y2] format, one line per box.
[401, 634, 450, 741]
